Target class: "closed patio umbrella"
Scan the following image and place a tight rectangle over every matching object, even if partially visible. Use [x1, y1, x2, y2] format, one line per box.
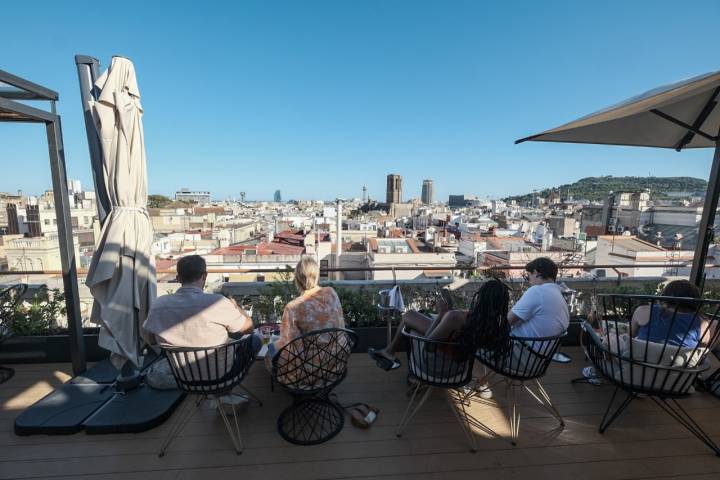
[86, 56, 156, 368]
[516, 70, 720, 286]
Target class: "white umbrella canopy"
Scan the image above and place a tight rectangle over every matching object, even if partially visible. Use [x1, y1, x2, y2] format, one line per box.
[85, 57, 156, 368]
[516, 71, 720, 149]
[515, 70, 720, 286]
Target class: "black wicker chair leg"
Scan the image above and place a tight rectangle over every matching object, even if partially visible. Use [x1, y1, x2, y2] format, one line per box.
[650, 397, 720, 456]
[598, 387, 635, 433]
[446, 390, 477, 452]
[215, 395, 244, 454]
[396, 384, 433, 437]
[158, 394, 202, 457]
[0, 365, 14, 385]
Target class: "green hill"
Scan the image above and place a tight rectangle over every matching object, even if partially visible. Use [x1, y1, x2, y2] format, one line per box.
[505, 176, 707, 203]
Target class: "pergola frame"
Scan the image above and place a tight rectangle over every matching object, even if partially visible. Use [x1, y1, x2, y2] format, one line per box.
[0, 70, 86, 375]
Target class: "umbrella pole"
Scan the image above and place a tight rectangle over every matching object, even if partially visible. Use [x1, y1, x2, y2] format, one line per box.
[690, 137, 720, 288]
[74, 55, 110, 226]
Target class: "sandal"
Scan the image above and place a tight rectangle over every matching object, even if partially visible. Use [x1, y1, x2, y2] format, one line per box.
[368, 347, 401, 371]
[349, 403, 380, 429]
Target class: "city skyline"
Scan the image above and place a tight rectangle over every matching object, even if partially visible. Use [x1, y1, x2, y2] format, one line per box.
[1, 1, 718, 200]
[3, 171, 711, 204]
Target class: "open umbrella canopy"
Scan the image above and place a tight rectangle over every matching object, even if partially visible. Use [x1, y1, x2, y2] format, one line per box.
[516, 70, 720, 150]
[515, 70, 720, 287]
[85, 57, 156, 368]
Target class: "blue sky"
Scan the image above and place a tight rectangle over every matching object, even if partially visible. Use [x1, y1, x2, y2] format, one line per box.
[2, 0, 719, 202]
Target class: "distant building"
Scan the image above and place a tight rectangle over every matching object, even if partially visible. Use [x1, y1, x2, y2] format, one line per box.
[448, 195, 466, 208]
[26, 205, 41, 238]
[6, 203, 20, 235]
[547, 216, 577, 237]
[67, 179, 82, 194]
[175, 188, 211, 204]
[421, 179, 434, 205]
[593, 235, 693, 277]
[367, 237, 455, 280]
[274, 190, 282, 202]
[386, 174, 402, 204]
[5, 233, 81, 272]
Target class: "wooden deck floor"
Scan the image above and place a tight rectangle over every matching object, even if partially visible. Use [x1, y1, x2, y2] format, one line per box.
[2, 348, 720, 480]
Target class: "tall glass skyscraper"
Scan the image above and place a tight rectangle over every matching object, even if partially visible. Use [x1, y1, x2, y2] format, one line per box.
[421, 179, 434, 205]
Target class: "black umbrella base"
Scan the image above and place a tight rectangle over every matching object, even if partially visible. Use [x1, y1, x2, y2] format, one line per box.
[14, 358, 184, 436]
[14, 383, 115, 435]
[83, 385, 185, 434]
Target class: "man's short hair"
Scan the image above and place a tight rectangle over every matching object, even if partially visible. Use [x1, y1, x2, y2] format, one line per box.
[661, 279, 701, 311]
[525, 257, 559, 281]
[176, 255, 207, 283]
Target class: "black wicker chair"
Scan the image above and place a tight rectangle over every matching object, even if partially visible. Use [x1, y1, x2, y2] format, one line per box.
[0, 284, 28, 384]
[473, 332, 566, 445]
[583, 294, 720, 456]
[396, 327, 478, 452]
[272, 327, 357, 445]
[159, 334, 259, 456]
[704, 349, 720, 397]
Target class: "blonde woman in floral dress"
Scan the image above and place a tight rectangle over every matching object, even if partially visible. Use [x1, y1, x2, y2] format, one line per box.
[265, 256, 345, 373]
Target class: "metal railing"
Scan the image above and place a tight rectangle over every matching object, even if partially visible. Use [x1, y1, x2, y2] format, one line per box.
[0, 262, 694, 277]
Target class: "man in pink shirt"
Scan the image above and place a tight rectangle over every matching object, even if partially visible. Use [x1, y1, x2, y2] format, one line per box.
[144, 255, 256, 349]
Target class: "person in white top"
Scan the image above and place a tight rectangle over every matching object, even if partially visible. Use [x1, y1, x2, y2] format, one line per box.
[509, 257, 569, 338]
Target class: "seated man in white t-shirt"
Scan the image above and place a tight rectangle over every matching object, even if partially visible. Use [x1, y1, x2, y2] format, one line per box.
[509, 257, 569, 339]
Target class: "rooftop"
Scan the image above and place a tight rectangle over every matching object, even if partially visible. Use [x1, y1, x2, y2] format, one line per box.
[597, 235, 666, 252]
[3, 348, 720, 479]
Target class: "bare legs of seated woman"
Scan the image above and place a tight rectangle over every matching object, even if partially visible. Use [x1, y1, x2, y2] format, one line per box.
[369, 295, 467, 369]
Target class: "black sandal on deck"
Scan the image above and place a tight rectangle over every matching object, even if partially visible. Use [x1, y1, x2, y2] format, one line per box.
[368, 348, 401, 371]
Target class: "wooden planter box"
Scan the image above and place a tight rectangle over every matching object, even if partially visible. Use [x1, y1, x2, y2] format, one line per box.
[0, 334, 109, 364]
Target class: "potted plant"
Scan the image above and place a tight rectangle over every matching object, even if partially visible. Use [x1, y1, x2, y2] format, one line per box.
[0, 287, 107, 364]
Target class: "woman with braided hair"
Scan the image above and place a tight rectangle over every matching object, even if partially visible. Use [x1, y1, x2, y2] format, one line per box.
[460, 278, 511, 356]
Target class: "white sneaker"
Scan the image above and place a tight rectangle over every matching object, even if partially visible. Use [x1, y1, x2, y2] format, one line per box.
[477, 383, 493, 400]
[462, 381, 493, 399]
